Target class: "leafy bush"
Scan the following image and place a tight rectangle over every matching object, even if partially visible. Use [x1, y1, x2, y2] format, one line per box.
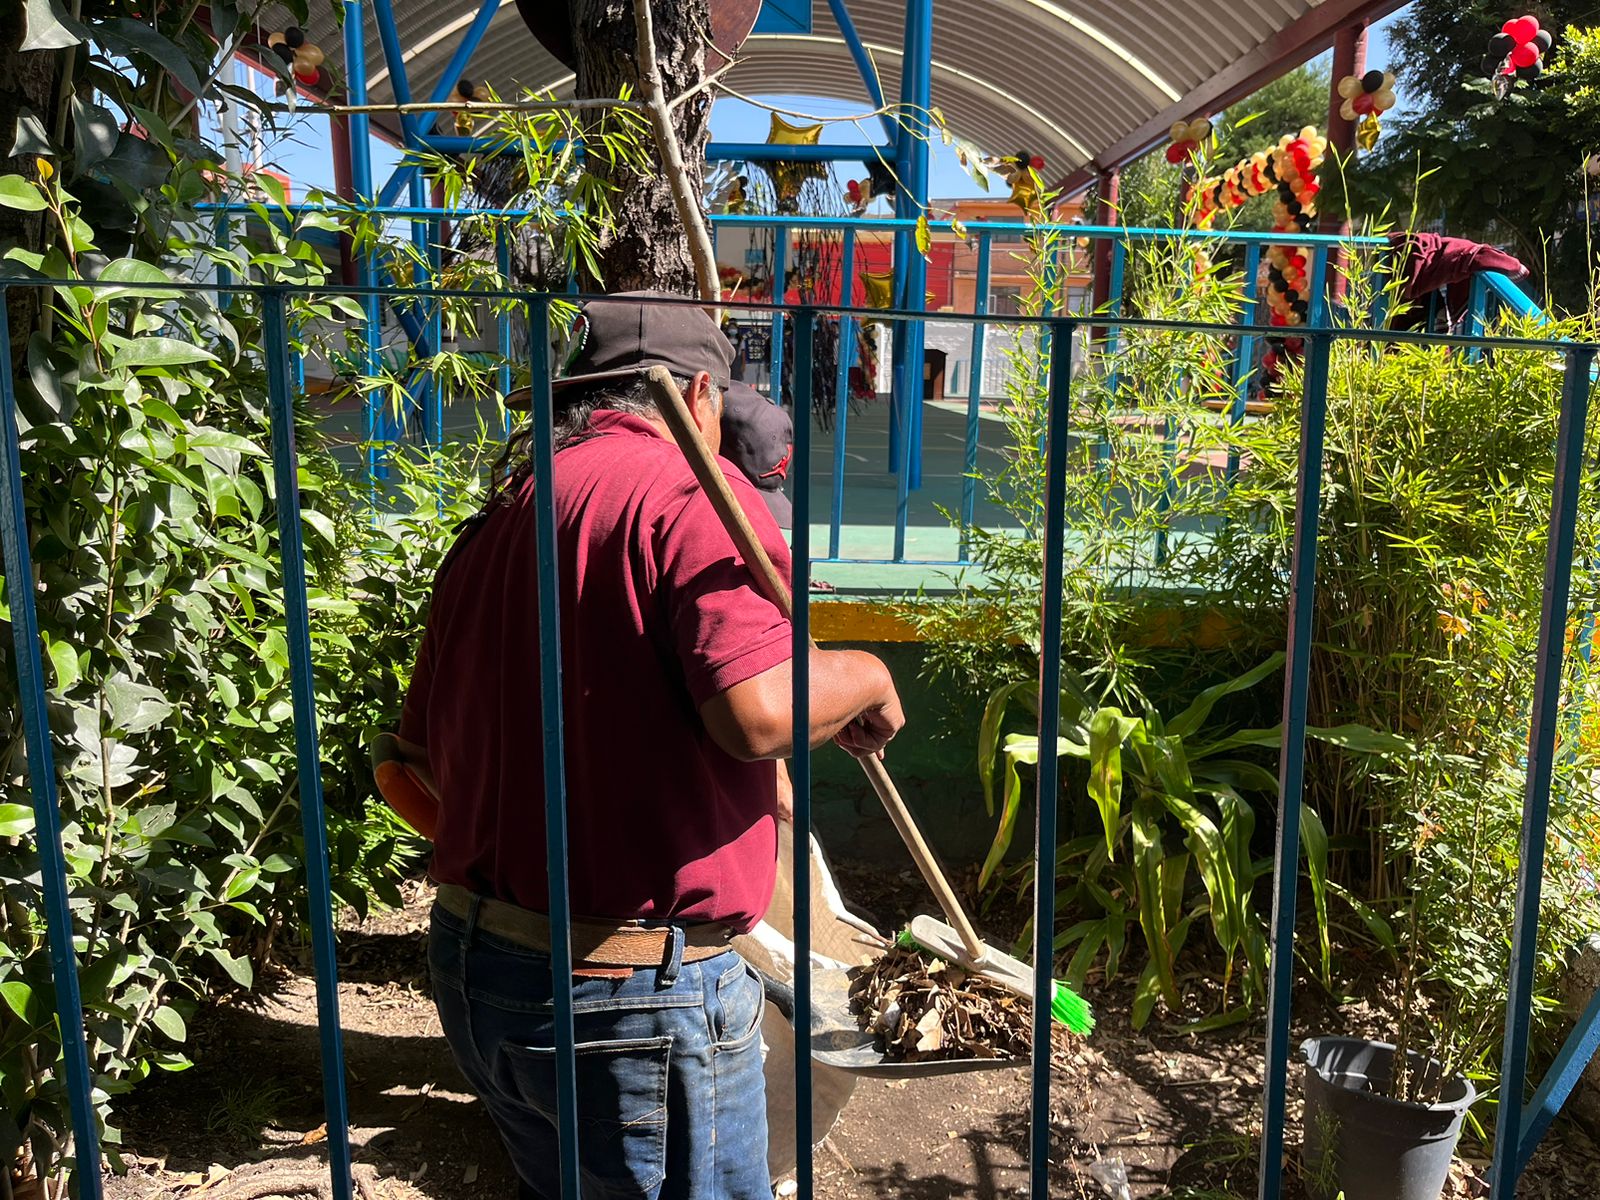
[0, 164, 488, 1182]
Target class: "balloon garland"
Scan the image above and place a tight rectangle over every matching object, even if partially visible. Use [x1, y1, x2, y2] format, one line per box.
[1166, 118, 1212, 165]
[1486, 14, 1552, 92]
[266, 27, 325, 86]
[1335, 69, 1397, 150]
[1185, 126, 1328, 381]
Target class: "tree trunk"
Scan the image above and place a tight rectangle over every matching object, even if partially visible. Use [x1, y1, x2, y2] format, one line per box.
[0, 6, 61, 368]
[571, 0, 711, 294]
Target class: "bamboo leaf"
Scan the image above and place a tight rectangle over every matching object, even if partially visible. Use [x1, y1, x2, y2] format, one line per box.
[1300, 803, 1333, 987]
[1165, 652, 1285, 739]
[978, 750, 1024, 889]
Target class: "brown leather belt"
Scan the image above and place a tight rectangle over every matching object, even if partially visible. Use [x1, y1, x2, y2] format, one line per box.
[434, 883, 734, 968]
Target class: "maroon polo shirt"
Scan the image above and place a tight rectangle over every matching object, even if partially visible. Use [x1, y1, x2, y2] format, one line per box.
[400, 410, 793, 933]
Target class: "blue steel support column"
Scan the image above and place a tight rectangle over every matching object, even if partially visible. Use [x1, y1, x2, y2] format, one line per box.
[959, 231, 992, 558]
[1256, 331, 1333, 1200]
[1102, 238, 1126, 400]
[0, 292, 103, 1199]
[825, 0, 897, 142]
[344, 0, 393, 486]
[791, 308, 816, 1199]
[1030, 317, 1074, 1200]
[378, 0, 501, 207]
[263, 289, 354, 1200]
[1518, 983, 1600, 1177]
[770, 230, 788, 400]
[409, 173, 435, 439]
[1490, 346, 1597, 1200]
[889, 0, 932, 556]
[525, 293, 582, 1199]
[829, 231, 857, 560]
[369, 0, 418, 138]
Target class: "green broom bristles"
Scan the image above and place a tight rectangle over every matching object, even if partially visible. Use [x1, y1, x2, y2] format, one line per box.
[893, 929, 1095, 1035]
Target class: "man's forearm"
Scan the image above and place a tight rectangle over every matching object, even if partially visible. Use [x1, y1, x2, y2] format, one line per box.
[699, 648, 900, 761]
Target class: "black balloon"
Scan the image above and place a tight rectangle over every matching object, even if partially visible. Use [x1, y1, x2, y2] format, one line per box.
[1361, 69, 1384, 93]
[271, 41, 295, 63]
[285, 26, 305, 48]
[1533, 30, 1553, 52]
[1268, 267, 1285, 286]
[457, 78, 476, 99]
[1516, 62, 1541, 81]
[1489, 31, 1515, 56]
[1287, 200, 1302, 216]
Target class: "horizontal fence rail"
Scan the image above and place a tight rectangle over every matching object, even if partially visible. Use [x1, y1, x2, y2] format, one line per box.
[195, 206, 1513, 572]
[0, 277, 1594, 1200]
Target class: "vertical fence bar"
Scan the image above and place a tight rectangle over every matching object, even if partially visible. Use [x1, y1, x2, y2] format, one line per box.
[1490, 345, 1597, 1200]
[1102, 238, 1126, 400]
[1467, 273, 1488, 363]
[0, 291, 104, 1198]
[409, 174, 436, 443]
[771, 229, 788, 401]
[343, 0, 389, 489]
[496, 227, 513, 434]
[262, 288, 354, 1200]
[792, 306, 816, 1198]
[892, 309, 913, 561]
[1255, 330, 1333, 1200]
[1030, 317, 1074, 1200]
[1305, 246, 1330, 330]
[829, 232, 856, 560]
[1227, 243, 1263, 480]
[525, 293, 582, 1199]
[960, 231, 992, 559]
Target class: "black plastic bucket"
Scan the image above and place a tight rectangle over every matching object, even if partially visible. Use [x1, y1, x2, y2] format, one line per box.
[1300, 1036, 1476, 1200]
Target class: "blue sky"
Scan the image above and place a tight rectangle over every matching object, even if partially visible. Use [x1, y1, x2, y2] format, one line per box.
[256, 6, 1409, 204]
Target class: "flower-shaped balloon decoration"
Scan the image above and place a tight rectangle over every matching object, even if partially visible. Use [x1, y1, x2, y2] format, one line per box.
[1487, 15, 1552, 94]
[981, 150, 1047, 219]
[454, 78, 491, 136]
[844, 159, 898, 216]
[1336, 69, 1397, 150]
[1165, 118, 1212, 165]
[267, 27, 325, 86]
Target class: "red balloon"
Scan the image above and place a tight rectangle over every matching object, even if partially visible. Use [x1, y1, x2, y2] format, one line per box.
[1166, 142, 1186, 164]
[1271, 313, 1287, 326]
[1507, 15, 1539, 44]
[1352, 92, 1374, 115]
[1511, 41, 1539, 68]
[295, 67, 320, 84]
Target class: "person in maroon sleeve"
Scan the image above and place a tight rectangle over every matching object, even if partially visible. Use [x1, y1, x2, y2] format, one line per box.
[402, 292, 905, 1200]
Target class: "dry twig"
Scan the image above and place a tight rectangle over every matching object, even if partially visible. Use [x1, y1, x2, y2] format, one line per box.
[849, 946, 1032, 1062]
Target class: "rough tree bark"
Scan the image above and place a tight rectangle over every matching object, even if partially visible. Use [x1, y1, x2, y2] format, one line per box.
[0, 6, 61, 368]
[571, 0, 712, 294]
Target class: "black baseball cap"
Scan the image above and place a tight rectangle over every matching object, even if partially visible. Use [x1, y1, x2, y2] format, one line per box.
[506, 291, 733, 409]
[720, 382, 793, 529]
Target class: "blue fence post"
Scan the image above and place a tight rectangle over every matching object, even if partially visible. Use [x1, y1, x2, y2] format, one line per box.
[524, 292, 582, 1199]
[771, 228, 788, 401]
[1031, 317, 1074, 1199]
[1467, 273, 1488, 363]
[343, 0, 391, 488]
[791, 306, 816, 1197]
[1256, 330, 1334, 1200]
[960, 231, 992, 559]
[0, 290, 105, 1198]
[829, 231, 856, 560]
[262, 288, 354, 1200]
[1489, 345, 1598, 1200]
[496, 226, 513, 435]
[1227, 242, 1263, 481]
[1102, 237, 1126, 402]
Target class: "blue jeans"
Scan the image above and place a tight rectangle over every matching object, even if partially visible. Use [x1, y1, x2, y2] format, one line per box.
[428, 902, 770, 1200]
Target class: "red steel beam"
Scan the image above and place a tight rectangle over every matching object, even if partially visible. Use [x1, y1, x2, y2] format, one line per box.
[1055, 0, 1408, 196]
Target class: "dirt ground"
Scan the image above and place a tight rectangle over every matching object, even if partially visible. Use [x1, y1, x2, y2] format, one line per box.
[101, 874, 1600, 1200]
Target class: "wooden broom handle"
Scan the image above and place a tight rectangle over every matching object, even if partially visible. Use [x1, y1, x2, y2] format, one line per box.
[645, 367, 987, 962]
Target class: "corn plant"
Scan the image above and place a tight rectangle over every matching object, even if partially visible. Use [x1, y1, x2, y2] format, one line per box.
[979, 655, 1406, 1028]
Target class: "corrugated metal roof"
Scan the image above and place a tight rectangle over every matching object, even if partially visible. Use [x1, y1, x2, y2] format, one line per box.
[261, 0, 1402, 184]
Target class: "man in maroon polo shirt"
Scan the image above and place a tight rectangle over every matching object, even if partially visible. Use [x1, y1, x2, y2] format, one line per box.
[402, 292, 904, 1200]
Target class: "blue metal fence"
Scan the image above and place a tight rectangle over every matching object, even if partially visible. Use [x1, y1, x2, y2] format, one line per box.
[2, 278, 1596, 1200]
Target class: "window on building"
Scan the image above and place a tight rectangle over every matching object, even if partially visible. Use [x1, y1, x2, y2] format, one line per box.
[989, 285, 1025, 316]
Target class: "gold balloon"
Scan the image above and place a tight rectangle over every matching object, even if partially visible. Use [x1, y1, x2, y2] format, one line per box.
[1373, 88, 1397, 113]
[1337, 74, 1362, 99]
[1185, 117, 1212, 144]
[1169, 120, 1189, 142]
[297, 43, 325, 68]
[862, 270, 894, 309]
[763, 113, 825, 207]
[1340, 98, 1357, 122]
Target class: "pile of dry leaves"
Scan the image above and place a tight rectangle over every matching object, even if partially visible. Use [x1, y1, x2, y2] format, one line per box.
[848, 946, 1032, 1062]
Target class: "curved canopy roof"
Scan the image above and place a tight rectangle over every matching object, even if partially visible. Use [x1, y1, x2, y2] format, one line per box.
[268, 0, 1400, 190]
